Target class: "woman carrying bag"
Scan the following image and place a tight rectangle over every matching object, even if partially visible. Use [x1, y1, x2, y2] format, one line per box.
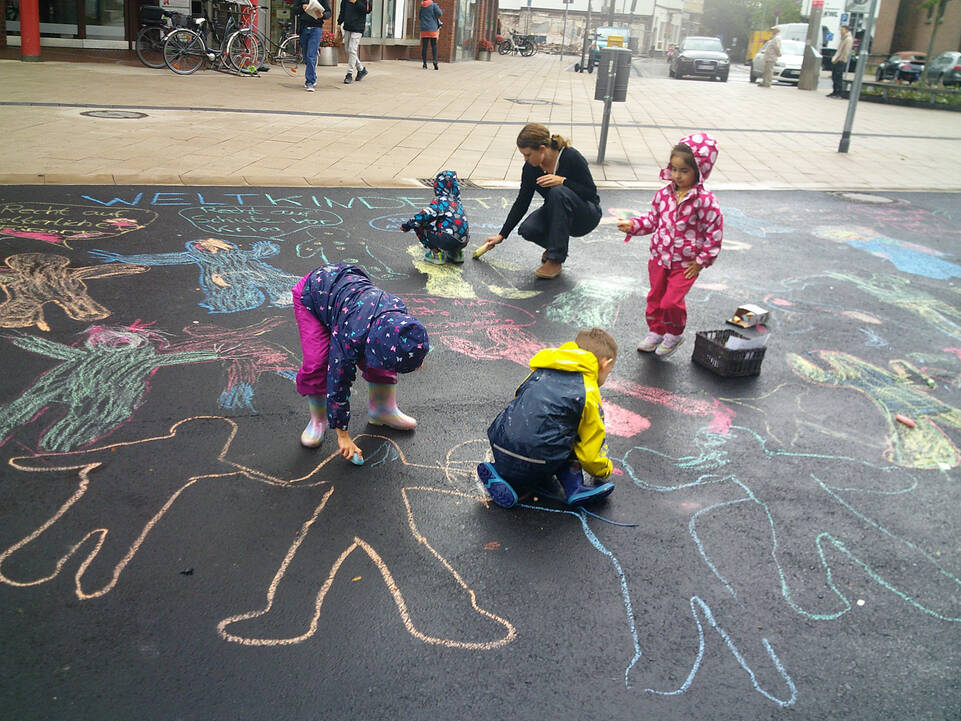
[419, 0, 443, 69]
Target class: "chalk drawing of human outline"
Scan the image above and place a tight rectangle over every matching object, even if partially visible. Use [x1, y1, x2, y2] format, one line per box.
[425, 435, 797, 706]
[0, 416, 296, 599]
[788, 350, 961, 469]
[615, 426, 961, 704]
[0, 253, 147, 332]
[217, 433, 516, 650]
[89, 238, 299, 313]
[0, 324, 218, 452]
[1, 420, 515, 652]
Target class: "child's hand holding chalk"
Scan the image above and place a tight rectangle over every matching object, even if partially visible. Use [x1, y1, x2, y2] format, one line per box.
[350, 452, 364, 466]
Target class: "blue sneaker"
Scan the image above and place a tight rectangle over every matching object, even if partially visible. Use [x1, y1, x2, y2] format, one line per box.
[423, 250, 445, 265]
[445, 248, 465, 264]
[476, 462, 518, 509]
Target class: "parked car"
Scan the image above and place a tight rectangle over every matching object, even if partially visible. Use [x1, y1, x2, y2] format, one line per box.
[668, 36, 730, 82]
[874, 51, 926, 83]
[924, 51, 961, 87]
[749, 39, 809, 85]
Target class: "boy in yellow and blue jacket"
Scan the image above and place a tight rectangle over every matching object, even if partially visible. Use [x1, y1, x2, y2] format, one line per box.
[477, 328, 617, 508]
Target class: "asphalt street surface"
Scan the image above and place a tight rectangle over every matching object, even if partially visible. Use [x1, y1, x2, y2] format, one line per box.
[1, 185, 959, 720]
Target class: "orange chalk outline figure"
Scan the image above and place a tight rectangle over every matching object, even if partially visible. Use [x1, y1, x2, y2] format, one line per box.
[1, 418, 515, 651]
[0, 253, 147, 332]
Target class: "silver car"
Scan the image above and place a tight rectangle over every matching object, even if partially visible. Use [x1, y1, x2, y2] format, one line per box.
[750, 39, 809, 85]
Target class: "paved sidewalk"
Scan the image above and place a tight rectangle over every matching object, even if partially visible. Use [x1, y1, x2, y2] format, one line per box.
[1, 52, 960, 189]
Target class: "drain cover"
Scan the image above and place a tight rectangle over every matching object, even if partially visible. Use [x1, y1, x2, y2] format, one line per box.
[504, 98, 555, 105]
[831, 192, 895, 204]
[80, 110, 148, 119]
[419, 177, 481, 189]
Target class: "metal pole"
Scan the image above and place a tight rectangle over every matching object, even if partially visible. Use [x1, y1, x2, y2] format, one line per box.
[597, 51, 615, 163]
[561, 0, 569, 60]
[838, 0, 878, 153]
[579, 0, 591, 71]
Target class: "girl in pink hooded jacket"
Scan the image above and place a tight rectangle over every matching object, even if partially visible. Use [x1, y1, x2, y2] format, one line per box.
[618, 133, 723, 358]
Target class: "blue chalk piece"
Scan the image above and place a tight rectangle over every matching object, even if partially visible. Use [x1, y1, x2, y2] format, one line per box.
[350, 453, 364, 466]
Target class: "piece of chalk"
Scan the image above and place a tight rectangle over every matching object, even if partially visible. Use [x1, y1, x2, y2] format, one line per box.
[350, 452, 364, 465]
[472, 241, 494, 259]
[895, 414, 916, 428]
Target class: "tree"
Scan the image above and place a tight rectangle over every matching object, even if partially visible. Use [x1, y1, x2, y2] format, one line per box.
[921, 0, 950, 84]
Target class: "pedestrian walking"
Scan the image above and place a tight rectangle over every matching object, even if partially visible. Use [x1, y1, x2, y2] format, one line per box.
[419, 0, 443, 69]
[292, 264, 429, 462]
[481, 123, 602, 279]
[338, 0, 371, 84]
[618, 133, 724, 359]
[477, 328, 618, 509]
[401, 170, 470, 265]
[296, 0, 331, 92]
[828, 25, 853, 97]
[758, 27, 781, 87]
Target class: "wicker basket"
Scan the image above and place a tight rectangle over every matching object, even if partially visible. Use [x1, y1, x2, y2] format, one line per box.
[692, 329, 766, 377]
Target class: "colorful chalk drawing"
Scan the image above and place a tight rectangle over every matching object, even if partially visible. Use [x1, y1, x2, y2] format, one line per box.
[813, 226, 961, 279]
[177, 318, 298, 411]
[788, 350, 961, 469]
[407, 244, 476, 298]
[178, 205, 342, 239]
[0, 202, 156, 247]
[545, 276, 636, 328]
[0, 323, 217, 452]
[89, 238, 300, 313]
[826, 272, 961, 342]
[1, 420, 516, 649]
[0, 253, 147, 332]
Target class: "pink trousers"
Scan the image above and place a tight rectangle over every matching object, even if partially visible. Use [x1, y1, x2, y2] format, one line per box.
[646, 259, 698, 336]
[292, 275, 396, 397]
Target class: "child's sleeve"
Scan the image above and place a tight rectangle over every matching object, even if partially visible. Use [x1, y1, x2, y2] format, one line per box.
[695, 196, 723, 268]
[625, 197, 660, 238]
[402, 202, 441, 231]
[573, 395, 614, 478]
[325, 343, 357, 430]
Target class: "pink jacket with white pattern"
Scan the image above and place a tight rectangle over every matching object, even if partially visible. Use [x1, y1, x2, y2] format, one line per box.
[624, 132, 723, 271]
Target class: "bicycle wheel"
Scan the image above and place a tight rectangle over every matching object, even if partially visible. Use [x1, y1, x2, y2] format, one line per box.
[164, 28, 206, 74]
[135, 25, 167, 68]
[226, 30, 265, 74]
[520, 40, 535, 57]
[277, 34, 303, 76]
[498, 40, 511, 55]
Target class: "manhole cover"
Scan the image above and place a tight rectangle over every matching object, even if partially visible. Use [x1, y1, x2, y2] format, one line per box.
[80, 110, 149, 119]
[504, 98, 555, 105]
[830, 192, 896, 204]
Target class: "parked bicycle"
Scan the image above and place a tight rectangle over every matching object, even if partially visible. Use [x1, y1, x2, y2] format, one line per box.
[497, 30, 536, 57]
[240, 10, 303, 77]
[135, 5, 201, 69]
[162, 2, 263, 75]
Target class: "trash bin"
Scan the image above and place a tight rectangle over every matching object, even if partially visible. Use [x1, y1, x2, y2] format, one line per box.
[594, 47, 632, 101]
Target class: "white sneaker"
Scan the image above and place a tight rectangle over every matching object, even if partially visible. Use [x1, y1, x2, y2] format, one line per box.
[655, 334, 685, 358]
[305, 84, 315, 92]
[637, 332, 664, 352]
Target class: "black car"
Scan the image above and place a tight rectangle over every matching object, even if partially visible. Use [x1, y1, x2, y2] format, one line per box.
[669, 36, 730, 82]
[924, 51, 961, 87]
[874, 51, 926, 83]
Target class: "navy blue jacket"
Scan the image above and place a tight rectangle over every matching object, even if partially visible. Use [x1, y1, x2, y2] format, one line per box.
[402, 170, 470, 247]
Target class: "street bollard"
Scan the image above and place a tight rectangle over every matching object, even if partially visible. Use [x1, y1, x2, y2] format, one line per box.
[596, 47, 632, 163]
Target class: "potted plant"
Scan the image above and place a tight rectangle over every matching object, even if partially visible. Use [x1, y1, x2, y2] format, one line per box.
[478, 37, 495, 61]
[318, 29, 338, 66]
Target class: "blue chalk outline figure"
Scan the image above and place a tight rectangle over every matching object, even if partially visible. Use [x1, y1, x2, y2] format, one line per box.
[813, 225, 961, 280]
[89, 238, 300, 313]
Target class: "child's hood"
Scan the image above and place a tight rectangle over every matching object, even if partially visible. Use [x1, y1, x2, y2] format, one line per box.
[529, 341, 598, 378]
[433, 169, 460, 198]
[659, 132, 719, 184]
[421, 0, 433, 6]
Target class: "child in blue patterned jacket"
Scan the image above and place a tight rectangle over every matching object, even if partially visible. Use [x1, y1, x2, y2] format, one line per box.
[401, 169, 470, 264]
